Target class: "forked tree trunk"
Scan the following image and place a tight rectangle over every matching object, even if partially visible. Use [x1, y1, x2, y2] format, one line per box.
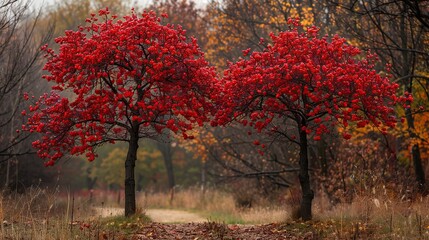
[298, 127, 314, 220]
[125, 132, 138, 217]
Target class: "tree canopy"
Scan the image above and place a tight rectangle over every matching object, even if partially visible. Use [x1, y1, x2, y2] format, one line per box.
[216, 22, 404, 137]
[23, 8, 217, 215]
[24, 9, 217, 166]
[214, 20, 405, 219]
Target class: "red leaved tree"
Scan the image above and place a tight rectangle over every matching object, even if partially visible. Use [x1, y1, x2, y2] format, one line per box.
[215, 20, 405, 220]
[24, 9, 217, 216]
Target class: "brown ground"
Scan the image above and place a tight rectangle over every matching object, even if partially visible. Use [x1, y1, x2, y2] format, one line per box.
[92, 208, 328, 239]
[145, 209, 207, 223]
[93, 207, 206, 223]
[133, 222, 315, 240]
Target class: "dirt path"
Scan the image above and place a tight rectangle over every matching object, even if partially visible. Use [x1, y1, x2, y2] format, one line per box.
[93, 207, 207, 223]
[146, 209, 207, 223]
[93, 207, 124, 218]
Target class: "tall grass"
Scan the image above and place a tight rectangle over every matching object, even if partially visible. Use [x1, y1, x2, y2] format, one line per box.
[311, 188, 429, 239]
[0, 187, 95, 239]
[140, 186, 429, 238]
[140, 187, 288, 224]
[1, 185, 428, 239]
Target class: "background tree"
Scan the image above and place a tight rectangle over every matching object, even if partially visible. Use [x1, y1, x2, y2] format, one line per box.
[96, 141, 164, 191]
[79, 137, 203, 193]
[215, 22, 403, 220]
[328, 0, 429, 192]
[133, 0, 211, 195]
[24, 9, 217, 216]
[316, 132, 416, 204]
[43, 0, 129, 37]
[155, 139, 175, 193]
[204, 0, 336, 69]
[204, 126, 300, 207]
[148, 0, 207, 47]
[0, 0, 52, 190]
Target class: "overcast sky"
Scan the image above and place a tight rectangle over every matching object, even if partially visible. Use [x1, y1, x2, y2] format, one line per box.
[31, 0, 211, 10]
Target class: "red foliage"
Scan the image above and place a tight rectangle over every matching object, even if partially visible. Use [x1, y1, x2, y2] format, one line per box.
[24, 9, 217, 166]
[215, 22, 403, 138]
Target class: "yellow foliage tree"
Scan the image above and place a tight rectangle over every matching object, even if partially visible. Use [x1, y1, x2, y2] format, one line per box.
[43, 0, 129, 38]
[204, 0, 333, 69]
[96, 142, 164, 190]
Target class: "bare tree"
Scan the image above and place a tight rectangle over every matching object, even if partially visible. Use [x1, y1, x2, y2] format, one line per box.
[0, 0, 52, 189]
[328, 0, 429, 193]
[206, 125, 299, 188]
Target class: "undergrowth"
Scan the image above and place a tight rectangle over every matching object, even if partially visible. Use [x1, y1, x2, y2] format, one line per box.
[1, 186, 428, 239]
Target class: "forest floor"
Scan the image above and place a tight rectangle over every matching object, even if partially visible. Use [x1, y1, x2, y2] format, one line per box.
[131, 222, 316, 239]
[94, 207, 207, 223]
[93, 207, 319, 239]
[91, 207, 376, 239]
[2, 189, 428, 239]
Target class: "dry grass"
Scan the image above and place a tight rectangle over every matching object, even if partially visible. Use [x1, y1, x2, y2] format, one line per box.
[140, 187, 289, 224]
[311, 191, 429, 239]
[1, 186, 429, 239]
[0, 187, 98, 239]
[239, 207, 288, 224]
[140, 188, 236, 212]
[141, 187, 429, 238]
[0, 187, 151, 239]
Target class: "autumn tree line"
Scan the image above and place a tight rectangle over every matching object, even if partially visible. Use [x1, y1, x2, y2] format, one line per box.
[0, 0, 428, 219]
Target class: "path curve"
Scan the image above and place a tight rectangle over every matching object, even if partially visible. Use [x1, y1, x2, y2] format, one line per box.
[93, 207, 207, 223]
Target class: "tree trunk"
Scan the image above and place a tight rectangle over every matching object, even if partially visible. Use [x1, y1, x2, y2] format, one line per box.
[201, 160, 206, 193]
[158, 142, 175, 190]
[125, 132, 138, 217]
[298, 126, 314, 220]
[5, 158, 10, 188]
[400, 2, 426, 193]
[405, 95, 426, 192]
[86, 168, 97, 203]
[412, 143, 426, 191]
